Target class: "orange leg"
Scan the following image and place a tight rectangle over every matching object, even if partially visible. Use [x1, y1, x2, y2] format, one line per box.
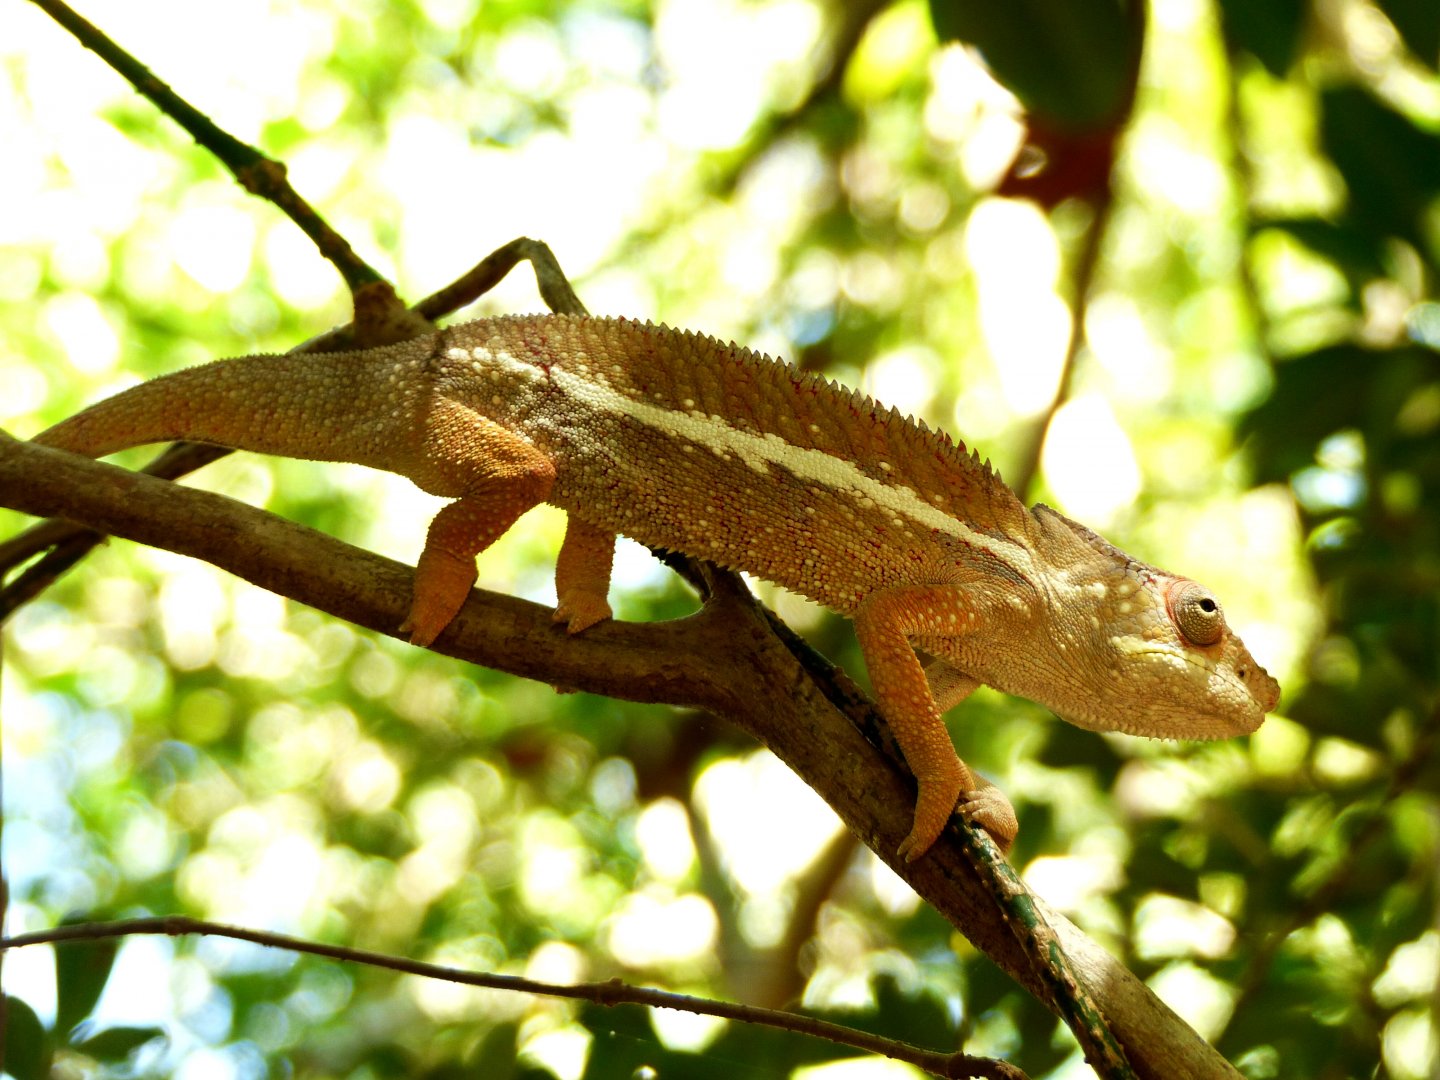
[854, 586, 1017, 860]
[554, 515, 616, 633]
[399, 403, 556, 647]
[924, 658, 979, 714]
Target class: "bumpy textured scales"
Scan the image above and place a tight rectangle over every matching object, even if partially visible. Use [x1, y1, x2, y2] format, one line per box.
[34, 313, 1281, 859]
[439, 317, 1036, 612]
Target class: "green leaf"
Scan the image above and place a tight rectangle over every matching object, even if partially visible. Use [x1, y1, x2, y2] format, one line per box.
[54, 937, 120, 1039]
[842, 974, 957, 1047]
[1214, 0, 1306, 75]
[1320, 85, 1440, 250]
[928, 0, 1140, 130]
[1376, 0, 1440, 68]
[3, 995, 53, 1080]
[72, 1024, 167, 1062]
[1257, 217, 1386, 284]
[1237, 344, 1433, 485]
[580, 994, 857, 1080]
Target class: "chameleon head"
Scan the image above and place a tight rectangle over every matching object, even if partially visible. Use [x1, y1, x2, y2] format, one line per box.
[1037, 563, 1281, 739]
[968, 504, 1283, 741]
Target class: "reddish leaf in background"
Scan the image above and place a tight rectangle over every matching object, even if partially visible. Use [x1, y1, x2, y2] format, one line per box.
[927, 0, 1141, 206]
[997, 120, 1119, 207]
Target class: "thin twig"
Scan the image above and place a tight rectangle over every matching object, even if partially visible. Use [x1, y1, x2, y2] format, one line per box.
[11, 0, 421, 618]
[414, 236, 588, 320]
[28, 0, 384, 296]
[0, 917, 1027, 1080]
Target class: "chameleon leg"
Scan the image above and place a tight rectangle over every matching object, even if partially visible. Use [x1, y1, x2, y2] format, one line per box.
[924, 658, 980, 713]
[854, 586, 1016, 860]
[554, 516, 616, 633]
[923, 657, 1019, 851]
[400, 403, 556, 647]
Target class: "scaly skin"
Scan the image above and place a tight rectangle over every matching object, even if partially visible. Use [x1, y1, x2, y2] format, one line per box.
[33, 314, 1281, 859]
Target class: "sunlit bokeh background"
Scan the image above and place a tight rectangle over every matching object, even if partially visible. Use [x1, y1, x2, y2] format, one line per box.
[2, 0, 1435, 1076]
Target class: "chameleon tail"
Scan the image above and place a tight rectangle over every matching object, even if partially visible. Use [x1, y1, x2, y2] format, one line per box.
[35, 347, 412, 467]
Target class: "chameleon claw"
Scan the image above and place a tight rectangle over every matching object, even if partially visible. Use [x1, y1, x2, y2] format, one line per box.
[897, 784, 1018, 861]
[553, 595, 613, 634]
[400, 610, 444, 648]
[896, 830, 929, 864]
[897, 767, 965, 862]
[958, 785, 1018, 854]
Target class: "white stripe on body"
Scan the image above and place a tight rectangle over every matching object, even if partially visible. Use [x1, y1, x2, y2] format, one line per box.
[447, 345, 1036, 577]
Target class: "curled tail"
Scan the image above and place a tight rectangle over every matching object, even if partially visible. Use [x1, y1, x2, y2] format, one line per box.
[35, 344, 428, 469]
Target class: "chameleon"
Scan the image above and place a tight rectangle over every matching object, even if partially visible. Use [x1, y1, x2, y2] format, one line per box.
[31, 313, 1280, 860]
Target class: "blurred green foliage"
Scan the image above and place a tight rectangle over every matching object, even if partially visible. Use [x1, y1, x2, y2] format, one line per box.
[2, 0, 1439, 1078]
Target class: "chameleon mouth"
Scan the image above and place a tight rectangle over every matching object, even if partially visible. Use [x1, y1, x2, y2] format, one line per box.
[1063, 705, 1264, 740]
[1059, 642, 1270, 738]
[1115, 631, 1280, 716]
[1058, 707, 1259, 740]
[1126, 638, 1272, 696]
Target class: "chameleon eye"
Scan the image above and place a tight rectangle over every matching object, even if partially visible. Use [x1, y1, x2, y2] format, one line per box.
[1169, 581, 1224, 646]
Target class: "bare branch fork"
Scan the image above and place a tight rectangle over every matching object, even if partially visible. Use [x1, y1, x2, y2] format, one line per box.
[1, 3, 1238, 1078]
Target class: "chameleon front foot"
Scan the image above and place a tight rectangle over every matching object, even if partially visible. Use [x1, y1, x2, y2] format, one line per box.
[896, 759, 965, 862]
[959, 778, 1018, 854]
[897, 765, 1018, 861]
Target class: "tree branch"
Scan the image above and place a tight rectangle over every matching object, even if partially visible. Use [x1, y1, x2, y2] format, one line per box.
[0, 435, 1241, 1079]
[0, 917, 1025, 1080]
[29, 0, 385, 298]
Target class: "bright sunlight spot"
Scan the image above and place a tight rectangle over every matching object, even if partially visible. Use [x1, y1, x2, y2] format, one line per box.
[1383, 1009, 1439, 1080]
[650, 1007, 728, 1053]
[1022, 854, 1122, 914]
[520, 1024, 592, 1080]
[655, 0, 822, 149]
[696, 751, 843, 896]
[1133, 894, 1237, 961]
[1148, 962, 1235, 1040]
[964, 198, 1071, 415]
[635, 797, 699, 882]
[796, 1056, 927, 1080]
[1041, 393, 1143, 525]
[606, 888, 719, 968]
